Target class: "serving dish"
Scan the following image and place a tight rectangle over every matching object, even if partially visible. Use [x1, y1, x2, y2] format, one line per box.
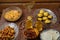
[40, 29, 60, 40]
[2, 6, 22, 21]
[0, 22, 19, 40]
[33, 8, 57, 25]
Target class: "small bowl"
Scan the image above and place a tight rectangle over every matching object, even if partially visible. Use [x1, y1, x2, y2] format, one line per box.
[2, 6, 22, 21]
[33, 8, 57, 25]
[0, 22, 19, 40]
[40, 29, 60, 40]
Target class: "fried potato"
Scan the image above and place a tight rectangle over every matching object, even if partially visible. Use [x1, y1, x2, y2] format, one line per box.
[0, 26, 15, 40]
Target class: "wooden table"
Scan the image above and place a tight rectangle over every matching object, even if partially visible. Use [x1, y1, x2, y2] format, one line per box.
[0, 0, 60, 40]
[0, 0, 60, 3]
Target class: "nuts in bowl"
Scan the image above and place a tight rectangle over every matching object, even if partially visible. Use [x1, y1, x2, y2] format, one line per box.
[3, 7, 22, 21]
[0, 23, 19, 40]
[0, 26, 15, 40]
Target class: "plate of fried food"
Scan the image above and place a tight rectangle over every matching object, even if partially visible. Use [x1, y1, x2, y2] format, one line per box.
[33, 8, 57, 25]
[22, 16, 43, 39]
[0, 23, 19, 40]
[3, 6, 22, 21]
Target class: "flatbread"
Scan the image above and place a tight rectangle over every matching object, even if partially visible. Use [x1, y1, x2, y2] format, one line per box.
[40, 29, 60, 40]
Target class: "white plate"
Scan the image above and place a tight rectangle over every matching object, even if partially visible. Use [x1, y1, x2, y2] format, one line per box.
[40, 29, 60, 40]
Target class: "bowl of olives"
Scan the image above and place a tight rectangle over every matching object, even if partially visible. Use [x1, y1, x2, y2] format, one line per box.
[33, 8, 57, 25]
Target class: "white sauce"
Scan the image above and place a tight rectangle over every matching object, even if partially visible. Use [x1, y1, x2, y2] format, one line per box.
[40, 29, 60, 40]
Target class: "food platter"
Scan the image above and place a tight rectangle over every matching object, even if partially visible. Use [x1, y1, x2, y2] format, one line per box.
[0, 5, 60, 40]
[2, 6, 22, 21]
[0, 22, 19, 40]
[33, 8, 57, 25]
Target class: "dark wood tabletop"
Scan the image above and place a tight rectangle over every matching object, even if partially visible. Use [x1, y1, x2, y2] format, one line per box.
[0, 0, 60, 3]
[0, 0, 60, 40]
